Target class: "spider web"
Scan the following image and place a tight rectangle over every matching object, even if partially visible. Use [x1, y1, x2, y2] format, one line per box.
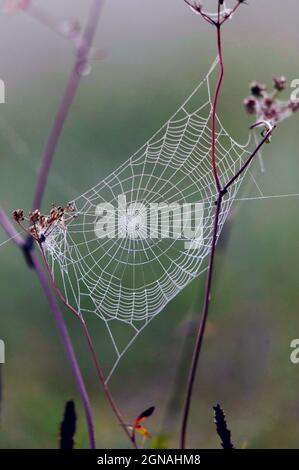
[44, 57, 256, 381]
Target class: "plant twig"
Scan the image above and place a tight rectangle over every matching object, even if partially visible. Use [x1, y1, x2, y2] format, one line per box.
[32, 0, 105, 211]
[211, 20, 224, 192]
[37, 242, 137, 449]
[180, 0, 274, 448]
[180, 123, 274, 450]
[180, 193, 222, 449]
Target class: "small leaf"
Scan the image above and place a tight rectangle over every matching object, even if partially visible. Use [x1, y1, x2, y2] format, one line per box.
[136, 406, 155, 424]
[131, 406, 155, 442]
[213, 404, 234, 450]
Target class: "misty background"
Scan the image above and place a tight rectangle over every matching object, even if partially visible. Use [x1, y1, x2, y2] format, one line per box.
[0, 0, 299, 448]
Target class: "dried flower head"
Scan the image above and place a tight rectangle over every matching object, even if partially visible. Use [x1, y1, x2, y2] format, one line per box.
[184, 0, 246, 23]
[273, 75, 287, 92]
[290, 100, 299, 113]
[12, 209, 24, 223]
[29, 209, 41, 224]
[184, 0, 202, 14]
[250, 81, 267, 98]
[12, 202, 77, 244]
[243, 96, 257, 115]
[244, 74, 299, 132]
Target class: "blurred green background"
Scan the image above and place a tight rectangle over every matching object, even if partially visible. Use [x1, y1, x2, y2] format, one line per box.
[0, 0, 299, 449]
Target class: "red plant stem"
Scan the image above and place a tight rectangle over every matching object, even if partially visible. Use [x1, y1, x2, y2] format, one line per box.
[0, 209, 96, 449]
[211, 20, 224, 192]
[180, 126, 274, 448]
[223, 129, 275, 192]
[220, 1, 244, 26]
[38, 244, 137, 449]
[32, 0, 104, 211]
[180, 195, 221, 450]
[180, 0, 274, 449]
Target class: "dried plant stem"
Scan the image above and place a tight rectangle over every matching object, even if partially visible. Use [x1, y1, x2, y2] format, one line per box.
[32, 0, 105, 211]
[180, 128, 274, 449]
[0, 209, 96, 449]
[38, 244, 137, 449]
[180, 0, 274, 449]
[180, 195, 221, 449]
[0, 0, 106, 449]
[211, 22, 224, 192]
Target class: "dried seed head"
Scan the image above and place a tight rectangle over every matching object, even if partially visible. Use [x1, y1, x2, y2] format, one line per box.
[29, 209, 41, 224]
[184, 0, 202, 14]
[12, 202, 77, 245]
[273, 75, 287, 92]
[263, 104, 279, 121]
[191, 1, 202, 12]
[243, 96, 257, 115]
[244, 74, 299, 127]
[12, 209, 24, 223]
[66, 202, 75, 212]
[264, 96, 274, 107]
[290, 100, 299, 113]
[250, 81, 267, 98]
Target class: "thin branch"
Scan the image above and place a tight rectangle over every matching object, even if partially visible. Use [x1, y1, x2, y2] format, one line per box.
[180, 195, 222, 449]
[8, 205, 132, 448]
[26, 4, 76, 42]
[211, 22, 224, 192]
[220, 1, 245, 26]
[180, 128, 274, 449]
[32, 0, 105, 211]
[0, 209, 24, 247]
[0, 209, 96, 449]
[38, 242, 137, 449]
[223, 127, 275, 192]
[183, 0, 216, 26]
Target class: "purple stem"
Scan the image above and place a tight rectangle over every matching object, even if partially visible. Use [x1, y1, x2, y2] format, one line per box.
[32, 0, 105, 211]
[0, 0, 105, 448]
[29, 0, 104, 446]
[0, 209, 96, 448]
